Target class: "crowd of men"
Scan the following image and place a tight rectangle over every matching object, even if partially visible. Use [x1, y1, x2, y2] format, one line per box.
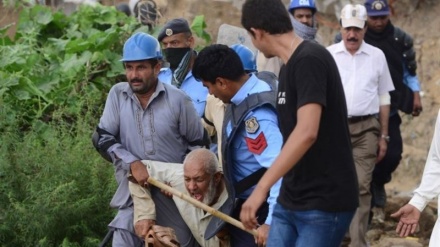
[93, 0, 434, 246]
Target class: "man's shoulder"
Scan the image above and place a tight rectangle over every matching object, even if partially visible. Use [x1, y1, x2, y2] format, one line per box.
[363, 42, 385, 55]
[298, 40, 331, 58]
[109, 82, 130, 94]
[161, 82, 192, 101]
[326, 42, 342, 54]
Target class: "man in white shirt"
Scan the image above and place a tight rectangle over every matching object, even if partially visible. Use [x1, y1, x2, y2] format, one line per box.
[129, 148, 228, 247]
[391, 108, 440, 247]
[327, 4, 395, 247]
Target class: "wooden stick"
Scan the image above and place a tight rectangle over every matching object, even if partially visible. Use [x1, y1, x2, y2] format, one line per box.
[147, 176, 258, 237]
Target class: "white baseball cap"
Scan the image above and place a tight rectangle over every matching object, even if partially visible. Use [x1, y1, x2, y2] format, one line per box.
[340, 4, 367, 29]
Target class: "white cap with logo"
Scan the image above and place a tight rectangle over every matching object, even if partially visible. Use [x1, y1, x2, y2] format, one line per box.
[340, 4, 367, 29]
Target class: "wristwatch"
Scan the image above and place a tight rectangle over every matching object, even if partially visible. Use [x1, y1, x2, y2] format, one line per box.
[381, 134, 390, 142]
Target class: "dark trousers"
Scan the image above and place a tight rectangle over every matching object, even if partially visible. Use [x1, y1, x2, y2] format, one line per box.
[226, 198, 269, 247]
[371, 113, 403, 207]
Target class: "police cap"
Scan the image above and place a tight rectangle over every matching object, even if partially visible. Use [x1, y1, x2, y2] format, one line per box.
[158, 18, 192, 42]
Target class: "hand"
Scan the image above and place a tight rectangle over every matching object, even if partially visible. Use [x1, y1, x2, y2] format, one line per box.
[130, 160, 149, 187]
[239, 187, 268, 230]
[390, 204, 421, 237]
[412, 92, 423, 117]
[376, 138, 388, 163]
[146, 225, 180, 247]
[255, 224, 269, 246]
[134, 219, 155, 238]
[216, 228, 230, 247]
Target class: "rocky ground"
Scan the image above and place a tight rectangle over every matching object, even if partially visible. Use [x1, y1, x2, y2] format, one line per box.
[1, 0, 439, 246]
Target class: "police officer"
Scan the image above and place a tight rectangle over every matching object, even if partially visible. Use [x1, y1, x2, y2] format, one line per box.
[157, 18, 208, 117]
[95, 32, 205, 247]
[194, 44, 283, 247]
[202, 43, 278, 168]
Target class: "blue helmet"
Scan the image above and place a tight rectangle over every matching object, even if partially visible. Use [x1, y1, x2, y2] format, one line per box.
[120, 32, 162, 62]
[230, 44, 257, 72]
[288, 0, 317, 14]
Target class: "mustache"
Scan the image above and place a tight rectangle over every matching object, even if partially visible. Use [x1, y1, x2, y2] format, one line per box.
[347, 38, 358, 42]
[130, 78, 143, 83]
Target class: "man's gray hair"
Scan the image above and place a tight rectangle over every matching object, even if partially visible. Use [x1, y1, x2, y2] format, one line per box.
[183, 149, 219, 176]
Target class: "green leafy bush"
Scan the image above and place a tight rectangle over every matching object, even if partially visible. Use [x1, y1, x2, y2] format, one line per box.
[0, 4, 213, 246]
[0, 4, 140, 246]
[0, 106, 117, 246]
[0, 4, 139, 130]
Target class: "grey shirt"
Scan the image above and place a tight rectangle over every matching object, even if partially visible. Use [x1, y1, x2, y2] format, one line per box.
[98, 81, 205, 234]
[98, 81, 204, 170]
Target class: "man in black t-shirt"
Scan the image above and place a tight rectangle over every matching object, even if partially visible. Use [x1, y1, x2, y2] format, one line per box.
[239, 0, 359, 246]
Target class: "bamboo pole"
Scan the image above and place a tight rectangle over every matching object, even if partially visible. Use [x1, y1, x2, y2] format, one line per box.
[147, 176, 258, 237]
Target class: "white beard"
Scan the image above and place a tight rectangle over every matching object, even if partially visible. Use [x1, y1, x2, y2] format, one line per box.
[202, 178, 217, 205]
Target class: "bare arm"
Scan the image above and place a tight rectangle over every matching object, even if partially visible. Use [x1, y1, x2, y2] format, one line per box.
[377, 104, 390, 162]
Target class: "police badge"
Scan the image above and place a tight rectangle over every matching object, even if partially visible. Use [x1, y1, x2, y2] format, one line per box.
[165, 28, 173, 36]
[245, 117, 259, 134]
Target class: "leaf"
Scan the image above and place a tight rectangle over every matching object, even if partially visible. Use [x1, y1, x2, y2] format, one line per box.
[32, 5, 53, 25]
[21, 77, 52, 103]
[190, 15, 211, 44]
[61, 51, 93, 73]
[65, 39, 92, 53]
[48, 38, 69, 51]
[0, 73, 20, 97]
[35, 76, 60, 94]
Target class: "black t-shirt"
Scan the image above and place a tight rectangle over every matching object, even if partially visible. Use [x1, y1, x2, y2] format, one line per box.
[277, 40, 359, 212]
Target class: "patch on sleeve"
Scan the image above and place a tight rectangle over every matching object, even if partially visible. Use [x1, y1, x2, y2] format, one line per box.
[245, 132, 268, 155]
[245, 117, 260, 134]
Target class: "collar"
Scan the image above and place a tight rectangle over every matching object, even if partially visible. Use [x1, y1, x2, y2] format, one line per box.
[122, 80, 165, 102]
[334, 40, 369, 56]
[160, 67, 194, 82]
[230, 74, 259, 106]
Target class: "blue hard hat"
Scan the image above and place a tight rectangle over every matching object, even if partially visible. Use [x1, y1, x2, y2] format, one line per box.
[230, 44, 257, 72]
[120, 32, 162, 62]
[288, 0, 317, 14]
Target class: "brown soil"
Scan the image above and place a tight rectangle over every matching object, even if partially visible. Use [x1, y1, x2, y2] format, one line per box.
[1, 0, 439, 246]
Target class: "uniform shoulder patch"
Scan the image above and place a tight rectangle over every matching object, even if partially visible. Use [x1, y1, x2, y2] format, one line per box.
[245, 117, 260, 134]
[245, 132, 268, 155]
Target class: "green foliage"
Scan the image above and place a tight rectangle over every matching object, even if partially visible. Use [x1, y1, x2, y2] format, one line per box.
[0, 4, 215, 246]
[190, 15, 211, 49]
[0, 4, 144, 246]
[0, 105, 116, 246]
[0, 4, 139, 130]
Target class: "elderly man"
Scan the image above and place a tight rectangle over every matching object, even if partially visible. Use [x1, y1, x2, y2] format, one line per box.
[327, 4, 395, 247]
[129, 148, 228, 247]
[157, 18, 208, 117]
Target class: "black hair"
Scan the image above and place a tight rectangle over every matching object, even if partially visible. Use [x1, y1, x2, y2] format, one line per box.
[192, 44, 245, 84]
[242, 0, 293, 37]
[123, 59, 159, 68]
